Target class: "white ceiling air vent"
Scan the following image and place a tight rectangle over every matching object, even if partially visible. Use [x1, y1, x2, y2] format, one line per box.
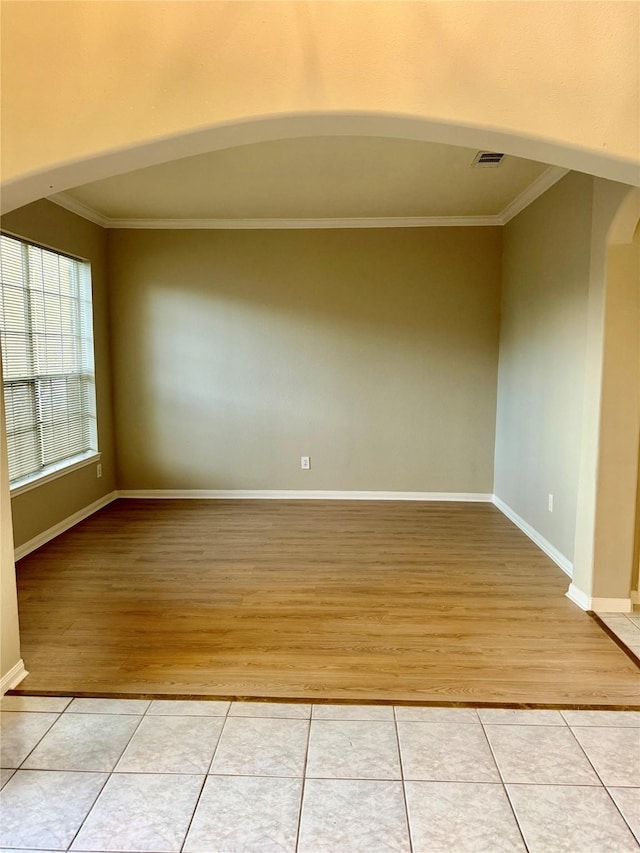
[472, 151, 505, 168]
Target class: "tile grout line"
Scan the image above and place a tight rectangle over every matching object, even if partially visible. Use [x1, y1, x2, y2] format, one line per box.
[479, 719, 531, 852]
[563, 722, 640, 842]
[600, 785, 640, 846]
[564, 723, 615, 789]
[501, 778, 533, 853]
[3, 702, 638, 851]
[64, 707, 151, 851]
[394, 706, 415, 853]
[318, 776, 632, 787]
[19, 767, 619, 784]
[622, 614, 640, 632]
[178, 705, 230, 853]
[64, 771, 112, 853]
[294, 711, 313, 853]
[560, 708, 640, 729]
[8, 709, 65, 772]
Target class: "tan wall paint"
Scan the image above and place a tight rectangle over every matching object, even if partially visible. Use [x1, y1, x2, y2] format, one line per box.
[0, 349, 21, 684]
[109, 228, 502, 493]
[573, 181, 639, 600]
[634, 457, 640, 596]
[494, 173, 594, 562]
[634, 226, 640, 596]
[1, 201, 116, 548]
[591, 236, 640, 598]
[634, 435, 640, 594]
[2, 1, 638, 211]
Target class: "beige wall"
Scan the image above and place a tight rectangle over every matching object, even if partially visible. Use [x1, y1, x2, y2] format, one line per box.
[109, 227, 502, 493]
[494, 173, 594, 563]
[0, 349, 21, 685]
[590, 226, 640, 598]
[2, 2, 638, 212]
[572, 181, 639, 602]
[634, 431, 640, 595]
[1, 200, 116, 547]
[634, 222, 640, 596]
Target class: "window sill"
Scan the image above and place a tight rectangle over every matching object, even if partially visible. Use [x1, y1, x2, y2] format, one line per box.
[10, 451, 102, 498]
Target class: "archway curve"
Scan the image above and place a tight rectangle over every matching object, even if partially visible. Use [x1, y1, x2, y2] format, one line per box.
[2, 111, 638, 215]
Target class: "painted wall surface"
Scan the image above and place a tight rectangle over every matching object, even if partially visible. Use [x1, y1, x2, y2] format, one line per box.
[2, 1, 638, 212]
[634, 220, 640, 597]
[0, 350, 21, 685]
[109, 227, 502, 493]
[494, 173, 594, 563]
[1, 201, 116, 547]
[573, 181, 639, 600]
[591, 235, 640, 598]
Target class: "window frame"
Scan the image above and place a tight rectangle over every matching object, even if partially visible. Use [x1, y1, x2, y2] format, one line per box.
[0, 231, 100, 496]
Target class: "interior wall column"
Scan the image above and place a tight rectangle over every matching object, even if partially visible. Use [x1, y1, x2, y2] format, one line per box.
[570, 183, 640, 611]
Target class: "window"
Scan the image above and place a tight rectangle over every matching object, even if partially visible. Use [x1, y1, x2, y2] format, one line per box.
[0, 234, 98, 490]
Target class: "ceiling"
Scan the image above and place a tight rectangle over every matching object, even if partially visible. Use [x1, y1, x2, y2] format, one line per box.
[55, 136, 556, 225]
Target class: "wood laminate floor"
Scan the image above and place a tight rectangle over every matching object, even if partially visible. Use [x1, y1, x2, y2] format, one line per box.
[12, 499, 640, 707]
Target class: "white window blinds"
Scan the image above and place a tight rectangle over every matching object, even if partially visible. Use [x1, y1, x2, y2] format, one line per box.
[0, 234, 97, 486]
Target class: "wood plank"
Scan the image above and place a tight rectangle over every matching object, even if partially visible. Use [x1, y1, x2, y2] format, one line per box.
[12, 499, 640, 707]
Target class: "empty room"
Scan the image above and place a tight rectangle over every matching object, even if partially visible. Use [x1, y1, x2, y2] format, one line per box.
[1, 2, 639, 851]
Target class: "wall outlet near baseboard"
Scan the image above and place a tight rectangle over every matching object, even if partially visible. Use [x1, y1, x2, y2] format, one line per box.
[548, 493, 554, 512]
[97, 463, 102, 478]
[301, 456, 311, 470]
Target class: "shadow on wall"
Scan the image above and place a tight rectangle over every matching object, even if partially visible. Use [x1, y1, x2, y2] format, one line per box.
[109, 228, 502, 491]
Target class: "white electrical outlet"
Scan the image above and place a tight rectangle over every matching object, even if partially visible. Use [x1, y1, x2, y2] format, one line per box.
[548, 493, 554, 512]
[97, 463, 102, 479]
[301, 456, 311, 470]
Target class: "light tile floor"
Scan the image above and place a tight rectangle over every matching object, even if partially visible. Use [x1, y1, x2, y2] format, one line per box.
[0, 696, 639, 852]
[597, 612, 640, 659]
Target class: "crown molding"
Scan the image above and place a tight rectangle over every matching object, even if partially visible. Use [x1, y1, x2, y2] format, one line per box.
[106, 215, 502, 229]
[498, 166, 569, 224]
[47, 192, 110, 227]
[47, 166, 570, 230]
[44, 201, 502, 229]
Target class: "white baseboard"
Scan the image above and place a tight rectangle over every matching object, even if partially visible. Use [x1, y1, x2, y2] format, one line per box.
[0, 659, 28, 695]
[492, 495, 573, 578]
[11, 489, 492, 561]
[565, 583, 633, 613]
[14, 491, 118, 561]
[566, 582, 592, 611]
[117, 489, 494, 502]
